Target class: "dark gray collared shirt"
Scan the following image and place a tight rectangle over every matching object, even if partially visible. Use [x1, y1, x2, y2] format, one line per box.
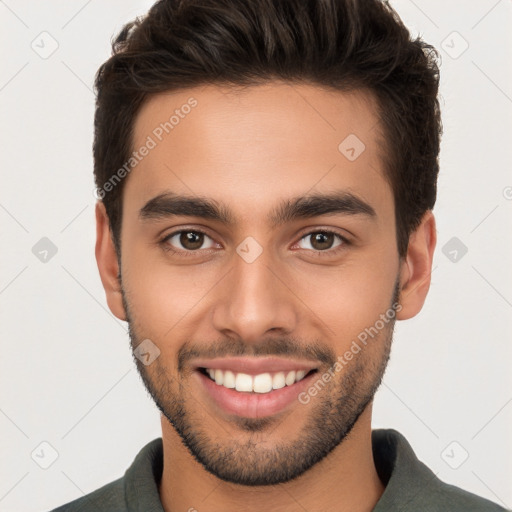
[49, 428, 508, 511]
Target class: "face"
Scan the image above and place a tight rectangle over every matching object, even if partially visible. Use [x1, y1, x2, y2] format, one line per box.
[109, 82, 406, 485]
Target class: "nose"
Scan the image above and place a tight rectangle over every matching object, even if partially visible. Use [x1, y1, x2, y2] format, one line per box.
[211, 247, 299, 344]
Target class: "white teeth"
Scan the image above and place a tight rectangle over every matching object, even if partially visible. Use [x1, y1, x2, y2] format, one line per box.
[285, 371, 296, 386]
[223, 370, 236, 388]
[203, 367, 310, 393]
[272, 372, 286, 389]
[214, 369, 224, 386]
[253, 373, 273, 393]
[235, 373, 253, 392]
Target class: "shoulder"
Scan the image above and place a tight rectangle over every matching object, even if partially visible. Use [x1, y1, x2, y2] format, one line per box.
[372, 429, 509, 512]
[46, 438, 164, 512]
[47, 476, 126, 512]
[427, 477, 509, 511]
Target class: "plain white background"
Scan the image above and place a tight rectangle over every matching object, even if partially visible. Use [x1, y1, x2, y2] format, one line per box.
[0, 1, 511, 511]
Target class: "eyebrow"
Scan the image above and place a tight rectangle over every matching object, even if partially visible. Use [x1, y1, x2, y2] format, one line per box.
[139, 190, 376, 228]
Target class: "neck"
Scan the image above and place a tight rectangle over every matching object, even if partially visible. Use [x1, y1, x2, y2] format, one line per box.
[158, 405, 385, 512]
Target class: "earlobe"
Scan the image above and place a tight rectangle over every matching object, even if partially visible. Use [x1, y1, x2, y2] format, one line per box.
[95, 201, 127, 321]
[396, 211, 437, 320]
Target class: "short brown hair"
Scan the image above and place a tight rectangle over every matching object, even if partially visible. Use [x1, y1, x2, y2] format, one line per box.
[93, 0, 442, 257]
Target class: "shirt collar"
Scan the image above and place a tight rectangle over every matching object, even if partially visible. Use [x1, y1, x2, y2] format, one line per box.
[371, 428, 442, 510]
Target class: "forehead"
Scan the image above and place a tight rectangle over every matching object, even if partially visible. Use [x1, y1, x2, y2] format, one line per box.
[125, 81, 391, 223]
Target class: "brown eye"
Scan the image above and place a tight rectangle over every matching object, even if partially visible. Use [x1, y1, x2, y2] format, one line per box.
[163, 230, 215, 252]
[180, 231, 204, 250]
[297, 231, 345, 252]
[311, 232, 335, 250]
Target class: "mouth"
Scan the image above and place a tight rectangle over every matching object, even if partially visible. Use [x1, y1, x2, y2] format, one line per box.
[192, 357, 320, 418]
[197, 366, 318, 393]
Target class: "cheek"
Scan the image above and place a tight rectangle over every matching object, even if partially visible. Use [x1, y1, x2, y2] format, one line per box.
[296, 258, 397, 345]
[121, 245, 222, 336]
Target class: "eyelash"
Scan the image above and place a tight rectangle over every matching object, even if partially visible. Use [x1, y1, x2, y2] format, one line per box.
[159, 228, 350, 258]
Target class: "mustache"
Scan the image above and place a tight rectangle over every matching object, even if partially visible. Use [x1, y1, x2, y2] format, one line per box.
[177, 337, 337, 373]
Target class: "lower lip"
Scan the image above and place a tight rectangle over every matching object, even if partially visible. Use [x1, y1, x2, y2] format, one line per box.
[195, 369, 317, 419]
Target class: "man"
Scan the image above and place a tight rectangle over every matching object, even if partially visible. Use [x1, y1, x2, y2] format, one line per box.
[51, 0, 507, 510]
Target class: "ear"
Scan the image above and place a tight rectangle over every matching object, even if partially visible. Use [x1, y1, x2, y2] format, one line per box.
[95, 201, 127, 321]
[396, 210, 437, 320]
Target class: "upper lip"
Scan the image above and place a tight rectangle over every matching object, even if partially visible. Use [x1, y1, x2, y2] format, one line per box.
[193, 356, 319, 375]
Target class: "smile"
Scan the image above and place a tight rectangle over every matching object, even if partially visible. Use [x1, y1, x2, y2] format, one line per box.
[192, 357, 320, 418]
[200, 367, 312, 393]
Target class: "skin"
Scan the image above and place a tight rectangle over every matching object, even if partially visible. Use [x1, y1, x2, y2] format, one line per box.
[96, 81, 436, 512]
